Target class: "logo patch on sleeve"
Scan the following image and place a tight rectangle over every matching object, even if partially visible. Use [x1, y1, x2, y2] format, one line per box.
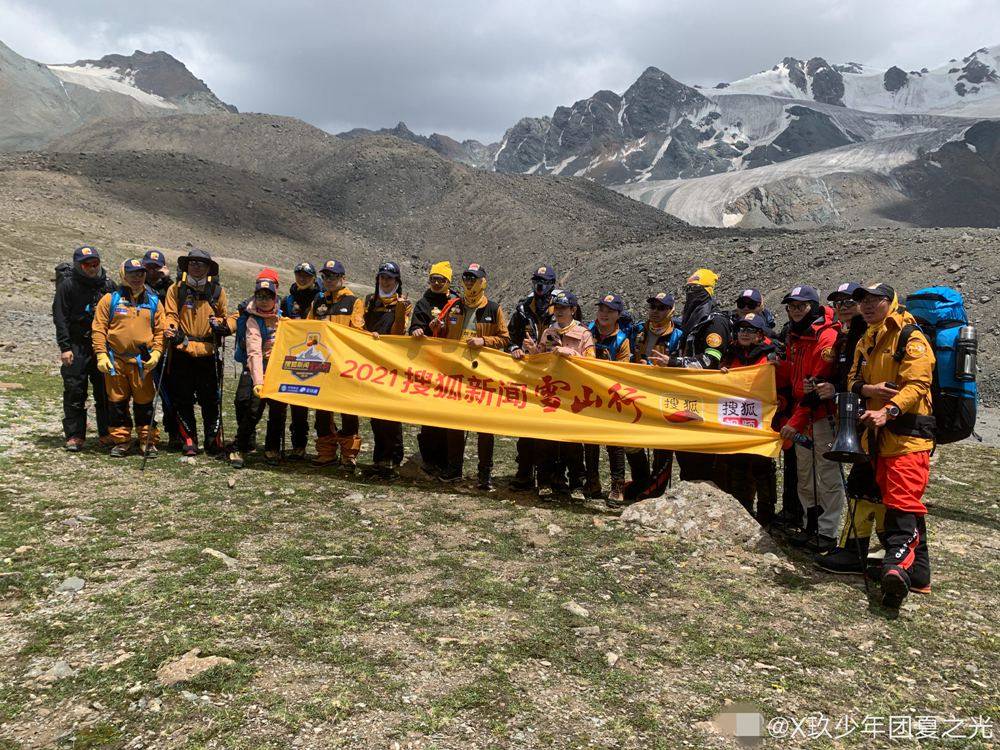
[705, 332, 723, 348]
[821, 346, 836, 362]
[906, 339, 927, 357]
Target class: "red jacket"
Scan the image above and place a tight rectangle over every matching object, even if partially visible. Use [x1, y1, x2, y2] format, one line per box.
[778, 306, 841, 432]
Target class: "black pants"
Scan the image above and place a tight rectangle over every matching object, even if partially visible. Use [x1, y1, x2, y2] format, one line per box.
[882, 508, 931, 590]
[538, 441, 584, 490]
[780, 447, 804, 526]
[418, 425, 447, 470]
[290, 405, 310, 450]
[154, 357, 178, 442]
[61, 341, 109, 440]
[622, 450, 675, 501]
[108, 399, 154, 432]
[675, 450, 716, 482]
[515, 437, 537, 480]
[234, 369, 285, 453]
[585, 444, 626, 483]
[724, 455, 777, 525]
[170, 350, 221, 450]
[371, 418, 403, 465]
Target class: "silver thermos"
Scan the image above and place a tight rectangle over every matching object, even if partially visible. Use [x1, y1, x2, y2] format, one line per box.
[955, 325, 977, 382]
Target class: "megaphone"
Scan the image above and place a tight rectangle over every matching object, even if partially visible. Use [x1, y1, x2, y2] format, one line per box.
[824, 392, 869, 463]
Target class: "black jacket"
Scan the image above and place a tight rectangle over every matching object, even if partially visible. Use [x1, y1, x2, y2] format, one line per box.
[834, 315, 868, 392]
[283, 282, 320, 319]
[147, 273, 173, 306]
[52, 266, 115, 352]
[408, 288, 460, 335]
[507, 293, 554, 352]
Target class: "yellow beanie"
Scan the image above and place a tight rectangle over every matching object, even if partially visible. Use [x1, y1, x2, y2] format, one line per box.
[429, 261, 452, 282]
[686, 268, 719, 296]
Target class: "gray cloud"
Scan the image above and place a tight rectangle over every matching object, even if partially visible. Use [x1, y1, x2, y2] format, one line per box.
[2, 0, 998, 143]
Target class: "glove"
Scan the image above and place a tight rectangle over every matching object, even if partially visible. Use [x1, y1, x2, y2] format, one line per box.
[209, 317, 228, 334]
[253, 384, 264, 398]
[146, 350, 162, 369]
[96, 353, 113, 374]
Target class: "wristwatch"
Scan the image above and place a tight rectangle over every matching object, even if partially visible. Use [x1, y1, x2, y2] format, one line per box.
[885, 404, 901, 419]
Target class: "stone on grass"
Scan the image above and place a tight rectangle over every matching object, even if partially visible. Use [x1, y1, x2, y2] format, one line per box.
[35, 660, 77, 683]
[561, 600, 589, 618]
[156, 648, 235, 687]
[201, 548, 238, 569]
[56, 576, 85, 593]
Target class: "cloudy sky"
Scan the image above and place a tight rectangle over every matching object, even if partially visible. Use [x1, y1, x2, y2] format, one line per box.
[3, 0, 998, 142]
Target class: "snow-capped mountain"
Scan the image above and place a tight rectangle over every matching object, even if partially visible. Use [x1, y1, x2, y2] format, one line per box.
[721, 46, 1000, 117]
[0, 41, 234, 151]
[479, 44, 1000, 228]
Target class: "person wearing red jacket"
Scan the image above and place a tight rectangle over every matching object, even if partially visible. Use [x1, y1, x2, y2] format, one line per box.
[777, 285, 845, 551]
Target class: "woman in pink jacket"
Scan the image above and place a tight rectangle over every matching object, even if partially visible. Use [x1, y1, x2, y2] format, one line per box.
[229, 277, 283, 468]
[515, 290, 595, 500]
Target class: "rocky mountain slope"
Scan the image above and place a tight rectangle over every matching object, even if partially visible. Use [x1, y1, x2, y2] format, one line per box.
[337, 121, 494, 169]
[0, 41, 234, 151]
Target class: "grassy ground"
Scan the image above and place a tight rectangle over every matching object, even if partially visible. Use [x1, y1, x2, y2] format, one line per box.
[0, 364, 996, 749]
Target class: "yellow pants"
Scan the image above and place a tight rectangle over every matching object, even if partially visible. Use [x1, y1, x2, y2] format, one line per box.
[103, 358, 158, 445]
[839, 497, 886, 545]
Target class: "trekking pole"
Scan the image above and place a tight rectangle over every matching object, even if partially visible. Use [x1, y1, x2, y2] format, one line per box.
[809, 419, 821, 551]
[141, 346, 170, 472]
[215, 332, 227, 453]
[837, 464, 872, 598]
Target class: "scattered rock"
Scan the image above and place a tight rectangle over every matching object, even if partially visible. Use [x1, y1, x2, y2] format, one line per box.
[561, 600, 590, 618]
[13, 545, 33, 555]
[35, 660, 77, 683]
[937, 475, 970, 487]
[574, 625, 601, 637]
[227, 476, 236, 489]
[156, 648, 235, 687]
[0, 382, 25, 391]
[621, 481, 761, 545]
[605, 651, 620, 667]
[546, 523, 564, 537]
[201, 548, 238, 569]
[56, 576, 85, 593]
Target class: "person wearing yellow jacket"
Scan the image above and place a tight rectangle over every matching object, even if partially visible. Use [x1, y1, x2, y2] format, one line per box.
[307, 259, 366, 469]
[438, 263, 510, 490]
[163, 248, 230, 457]
[849, 283, 935, 609]
[91, 258, 166, 457]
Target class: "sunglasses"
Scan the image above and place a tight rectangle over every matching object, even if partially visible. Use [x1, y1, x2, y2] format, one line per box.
[736, 299, 757, 310]
[832, 299, 858, 309]
[648, 302, 670, 311]
[462, 274, 479, 282]
[429, 275, 448, 283]
[785, 301, 809, 311]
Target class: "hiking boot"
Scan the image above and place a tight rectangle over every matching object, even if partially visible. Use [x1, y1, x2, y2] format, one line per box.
[64, 437, 84, 453]
[340, 456, 357, 473]
[787, 529, 828, 550]
[265, 450, 281, 465]
[420, 463, 441, 479]
[510, 475, 534, 491]
[607, 479, 625, 506]
[439, 470, 462, 483]
[881, 568, 910, 610]
[286, 447, 307, 461]
[166, 435, 183, 451]
[110, 442, 132, 458]
[537, 485, 554, 501]
[814, 546, 866, 575]
[374, 460, 396, 479]
[311, 455, 338, 468]
[141, 444, 159, 460]
[228, 450, 244, 469]
[182, 440, 198, 458]
[570, 488, 587, 502]
[477, 470, 494, 492]
[583, 475, 603, 500]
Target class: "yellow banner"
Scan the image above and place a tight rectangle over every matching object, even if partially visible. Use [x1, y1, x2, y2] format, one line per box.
[262, 320, 781, 457]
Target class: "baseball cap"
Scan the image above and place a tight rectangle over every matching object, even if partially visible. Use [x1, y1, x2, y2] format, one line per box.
[255, 278, 278, 295]
[596, 292, 624, 312]
[73, 246, 100, 263]
[736, 288, 762, 306]
[462, 262, 486, 279]
[531, 265, 556, 282]
[827, 282, 860, 301]
[141, 249, 165, 268]
[781, 285, 820, 304]
[734, 312, 769, 332]
[552, 290, 578, 307]
[852, 283, 894, 301]
[295, 262, 317, 276]
[122, 258, 144, 274]
[320, 260, 345, 275]
[647, 291, 675, 308]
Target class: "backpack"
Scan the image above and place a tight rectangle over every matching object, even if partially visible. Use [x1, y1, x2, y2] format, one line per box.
[588, 322, 629, 361]
[233, 301, 278, 364]
[55, 262, 74, 289]
[109, 287, 159, 330]
[894, 287, 977, 444]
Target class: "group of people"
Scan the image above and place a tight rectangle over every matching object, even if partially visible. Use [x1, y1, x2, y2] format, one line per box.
[53, 246, 938, 609]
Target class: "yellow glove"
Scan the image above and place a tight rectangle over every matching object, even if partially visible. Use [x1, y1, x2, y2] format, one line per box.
[96, 353, 113, 374]
[253, 384, 264, 398]
[146, 350, 162, 370]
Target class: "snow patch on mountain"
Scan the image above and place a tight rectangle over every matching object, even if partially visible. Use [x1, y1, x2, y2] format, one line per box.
[48, 64, 178, 110]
